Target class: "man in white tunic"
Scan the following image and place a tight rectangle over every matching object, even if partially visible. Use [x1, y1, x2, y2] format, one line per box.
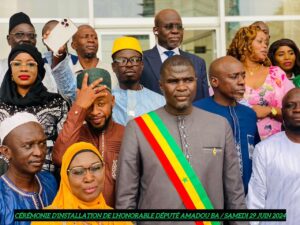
[247, 87, 300, 225]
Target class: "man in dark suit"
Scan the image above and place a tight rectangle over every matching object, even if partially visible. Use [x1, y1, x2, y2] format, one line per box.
[140, 9, 209, 101]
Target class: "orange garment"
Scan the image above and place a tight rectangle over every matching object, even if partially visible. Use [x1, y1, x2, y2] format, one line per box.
[31, 142, 132, 225]
[53, 103, 125, 207]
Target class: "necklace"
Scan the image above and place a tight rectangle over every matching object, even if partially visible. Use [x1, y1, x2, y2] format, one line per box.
[244, 64, 262, 76]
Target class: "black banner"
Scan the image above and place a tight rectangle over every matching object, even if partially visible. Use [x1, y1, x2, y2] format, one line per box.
[14, 209, 286, 222]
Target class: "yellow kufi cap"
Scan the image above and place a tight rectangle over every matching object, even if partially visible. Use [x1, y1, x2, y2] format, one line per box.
[112, 36, 143, 55]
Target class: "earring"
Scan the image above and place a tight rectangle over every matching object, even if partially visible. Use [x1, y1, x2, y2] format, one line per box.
[11, 76, 14, 82]
[0, 154, 9, 165]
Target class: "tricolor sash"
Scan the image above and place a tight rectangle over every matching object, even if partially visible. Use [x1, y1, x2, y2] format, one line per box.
[135, 111, 220, 225]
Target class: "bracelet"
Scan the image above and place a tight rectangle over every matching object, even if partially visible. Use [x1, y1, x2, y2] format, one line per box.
[271, 107, 278, 117]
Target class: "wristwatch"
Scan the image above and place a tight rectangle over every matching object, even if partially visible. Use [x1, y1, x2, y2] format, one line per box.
[271, 107, 278, 117]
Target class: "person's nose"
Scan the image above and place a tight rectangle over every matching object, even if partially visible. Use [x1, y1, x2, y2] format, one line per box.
[170, 26, 180, 33]
[237, 75, 245, 85]
[32, 144, 44, 157]
[87, 35, 95, 43]
[283, 53, 290, 60]
[176, 80, 188, 91]
[83, 169, 95, 182]
[90, 104, 103, 116]
[19, 63, 29, 72]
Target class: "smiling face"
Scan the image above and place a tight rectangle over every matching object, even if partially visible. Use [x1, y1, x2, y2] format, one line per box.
[160, 64, 196, 115]
[4, 122, 47, 175]
[11, 52, 38, 96]
[154, 9, 183, 50]
[274, 45, 296, 73]
[249, 31, 268, 62]
[85, 92, 115, 130]
[72, 25, 98, 58]
[68, 151, 104, 202]
[112, 49, 143, 89]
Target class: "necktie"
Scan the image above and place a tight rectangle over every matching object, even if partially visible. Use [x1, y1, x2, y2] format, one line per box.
[164, 50, 175, 58]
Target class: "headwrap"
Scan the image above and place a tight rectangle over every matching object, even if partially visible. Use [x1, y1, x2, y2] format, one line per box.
[48, 142, 107, 210]
[0, 112, 39, 145]
[112, 36, 143, 56]
[31, 142, 133, 225]
[0, 44, 59, 106]
[77, 68, 112, 92]
[9, 12, 33, 33]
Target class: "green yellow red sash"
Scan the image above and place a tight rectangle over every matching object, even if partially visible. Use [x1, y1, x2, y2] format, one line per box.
[135, 111, 220, 225]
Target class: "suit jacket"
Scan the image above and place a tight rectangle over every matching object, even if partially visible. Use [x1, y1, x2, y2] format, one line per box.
[140, 46, 209, 101]
[116, 107, 247, 225]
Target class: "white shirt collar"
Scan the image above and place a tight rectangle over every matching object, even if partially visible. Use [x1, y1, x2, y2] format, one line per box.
[156, 44, 180, 62]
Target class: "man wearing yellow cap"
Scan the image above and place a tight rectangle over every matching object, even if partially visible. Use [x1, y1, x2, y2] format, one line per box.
[111, 36, 165, 125]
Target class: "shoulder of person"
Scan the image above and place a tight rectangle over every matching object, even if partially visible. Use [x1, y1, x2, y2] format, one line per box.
[111, 120, 126, 136]
[269, 66, 287, 79]
[193, 97, 211, 108]
[193, 106, 228, 124]
[143, 87, 164, 98]
[143, 46, 157, 56]
[237, 102, 257, 117]
[37, 171, 57, 185]
[47, 93, 70, 107]
[256, 131, 284, 149]
[179, 49, 206, 63]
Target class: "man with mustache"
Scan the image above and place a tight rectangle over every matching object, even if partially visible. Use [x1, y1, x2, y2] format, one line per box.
[53, 69, 124, 208]
[140, 9, 209, 101]
[111, 36, 165, 125]
[0, 112, 57, 225]
[0, 12, 73, 96]
[116, 55, 246, 225]
[70, 25, 119, 90]
[194, 56, 260, 194]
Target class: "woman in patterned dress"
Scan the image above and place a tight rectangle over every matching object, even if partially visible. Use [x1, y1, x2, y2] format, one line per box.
[227, 25, 294, 139]
[0, 44, 69, 174]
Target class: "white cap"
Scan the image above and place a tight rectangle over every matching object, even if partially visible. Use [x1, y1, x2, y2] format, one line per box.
[0, 112, 39, 145]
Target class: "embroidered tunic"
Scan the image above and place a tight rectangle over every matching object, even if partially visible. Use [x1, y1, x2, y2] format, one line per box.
[0, 171, 57, 225]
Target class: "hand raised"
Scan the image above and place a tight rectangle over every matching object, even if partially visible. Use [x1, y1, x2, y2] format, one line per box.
[75, 73, 108, 109]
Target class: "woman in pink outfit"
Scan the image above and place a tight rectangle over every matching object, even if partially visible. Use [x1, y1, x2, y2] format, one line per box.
[227, 25, 294, 139]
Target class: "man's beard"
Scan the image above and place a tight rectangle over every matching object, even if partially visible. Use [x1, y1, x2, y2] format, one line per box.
[285, 123, 300, 134]
[84, 52, 96, 59]
[87, 114, 112, 134]
[121, 78, 138, 87]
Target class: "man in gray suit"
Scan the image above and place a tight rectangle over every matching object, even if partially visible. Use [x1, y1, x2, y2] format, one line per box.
[140, 9, 209, 101]
[116, 55, 246, 225]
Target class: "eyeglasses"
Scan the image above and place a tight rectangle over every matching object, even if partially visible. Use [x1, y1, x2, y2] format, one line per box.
[113, 56, 142, 66]
[10, 61, 38, 70]
[159, 23, 184, 31]
[9, 32, 37, 40]
[67, 162, 104, 177]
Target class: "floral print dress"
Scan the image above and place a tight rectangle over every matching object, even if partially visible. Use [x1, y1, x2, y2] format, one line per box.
[244, 66, 294, 139]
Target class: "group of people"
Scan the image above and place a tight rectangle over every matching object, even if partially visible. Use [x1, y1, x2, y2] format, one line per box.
[0, 7, 299, 225]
